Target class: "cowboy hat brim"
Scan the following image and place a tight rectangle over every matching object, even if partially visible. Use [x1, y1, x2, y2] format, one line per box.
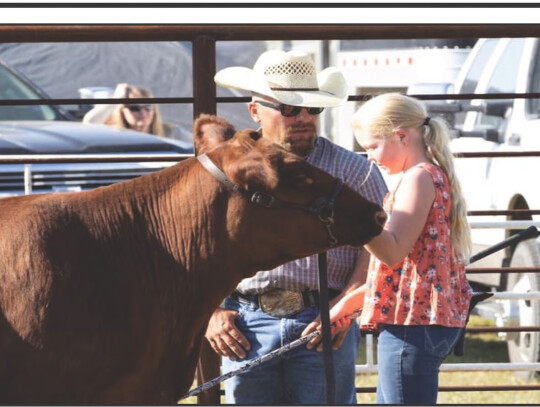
[214, 66, 348, 108]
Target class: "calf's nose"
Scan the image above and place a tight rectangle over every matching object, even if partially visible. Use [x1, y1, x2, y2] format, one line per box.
[375, 210, 387, 226]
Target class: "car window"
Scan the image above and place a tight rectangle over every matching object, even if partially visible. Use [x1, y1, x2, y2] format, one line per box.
[0, 64, 63, 121]
[528, 41, 540, 117]
[479, 38, 525, 128]
[460, 39, 498, 95]
[485, 38, 525, 94]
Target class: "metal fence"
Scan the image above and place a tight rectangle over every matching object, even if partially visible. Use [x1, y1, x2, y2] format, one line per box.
[1, 24, 540, 403]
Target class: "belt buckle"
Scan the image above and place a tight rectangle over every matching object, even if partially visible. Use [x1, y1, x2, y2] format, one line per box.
[259, 289, 304, 317]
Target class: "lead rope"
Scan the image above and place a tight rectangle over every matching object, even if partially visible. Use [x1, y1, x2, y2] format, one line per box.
[317, 252, 335, 404]
[359, 160, 374, 188]
[182, 308, 364, 400]
[315, 159, 371, 403]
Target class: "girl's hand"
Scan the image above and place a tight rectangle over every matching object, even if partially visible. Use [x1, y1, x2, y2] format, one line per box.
[302, 314, 352, 351]
[301, 285, 366, 351]
[333, 317, 353, 330]
[328, 297, 352, 323]
[328, 286, 365, 324]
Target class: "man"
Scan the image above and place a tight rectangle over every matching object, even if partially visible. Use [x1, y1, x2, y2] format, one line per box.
[205, 50, 388, 404]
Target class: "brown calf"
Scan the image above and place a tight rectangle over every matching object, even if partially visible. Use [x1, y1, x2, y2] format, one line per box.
[0, 127, 385, 404]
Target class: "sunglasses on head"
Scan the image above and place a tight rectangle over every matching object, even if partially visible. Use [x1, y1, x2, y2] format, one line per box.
[125, 104, 153, 113]
[255, 101, 324, 117]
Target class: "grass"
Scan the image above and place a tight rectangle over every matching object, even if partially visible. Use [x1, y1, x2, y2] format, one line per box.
[181, 316, 540, 404]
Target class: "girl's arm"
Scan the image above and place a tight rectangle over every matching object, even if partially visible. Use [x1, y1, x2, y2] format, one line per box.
[365, 166, 435, 267]
[328, 284, 367, 326]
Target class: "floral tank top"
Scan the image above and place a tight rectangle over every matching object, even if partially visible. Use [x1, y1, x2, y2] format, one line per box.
[360, 162, 472, 329]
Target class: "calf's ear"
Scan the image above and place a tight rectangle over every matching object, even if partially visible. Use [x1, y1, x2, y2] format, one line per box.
[193, 114, 236, 155]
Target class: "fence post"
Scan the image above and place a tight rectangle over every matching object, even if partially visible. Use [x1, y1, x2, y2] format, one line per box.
[192, 34, 217, 118]
[192, 34, 221, 405]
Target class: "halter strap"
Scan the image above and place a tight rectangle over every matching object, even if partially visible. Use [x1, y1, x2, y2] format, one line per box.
[197, 154, 239, 192]
[197, 153, 343, 247]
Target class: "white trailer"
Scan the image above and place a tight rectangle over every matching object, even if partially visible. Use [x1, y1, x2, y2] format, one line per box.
[334, 45, 472, 150]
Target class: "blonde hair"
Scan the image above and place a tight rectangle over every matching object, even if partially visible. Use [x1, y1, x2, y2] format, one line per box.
[107, 85, 166, 138]
[352, 93, 471, 261]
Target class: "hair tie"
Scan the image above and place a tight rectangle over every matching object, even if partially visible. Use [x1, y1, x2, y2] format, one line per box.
[422, 117, 431, 126]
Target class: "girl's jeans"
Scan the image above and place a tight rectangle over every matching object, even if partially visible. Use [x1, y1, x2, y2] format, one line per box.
[376, 324, 463, 404]
[222, 296, 360, 404]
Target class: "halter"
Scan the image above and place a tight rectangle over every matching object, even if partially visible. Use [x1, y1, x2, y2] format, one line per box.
[197, 153, 344, 247]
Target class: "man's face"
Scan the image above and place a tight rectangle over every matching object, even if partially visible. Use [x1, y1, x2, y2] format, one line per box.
[248, 96, 321, 157]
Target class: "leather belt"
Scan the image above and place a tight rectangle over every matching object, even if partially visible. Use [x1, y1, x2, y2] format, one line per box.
[231, 288, 341, 318]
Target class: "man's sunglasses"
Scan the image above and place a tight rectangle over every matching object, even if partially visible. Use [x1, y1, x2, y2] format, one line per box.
[255, 101, 324, 117]
[125, 104, 153, 113]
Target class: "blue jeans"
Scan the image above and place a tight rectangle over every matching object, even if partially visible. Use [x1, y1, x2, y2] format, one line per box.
[376, 324, 463, 405]
[222, 296, 360, 404]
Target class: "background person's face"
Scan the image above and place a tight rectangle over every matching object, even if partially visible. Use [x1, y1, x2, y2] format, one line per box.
[122, 89, 155, 133]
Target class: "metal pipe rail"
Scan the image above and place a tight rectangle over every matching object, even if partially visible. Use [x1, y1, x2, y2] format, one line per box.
[3, 150, 540, 164]
[2, 24, 540, 43]
[0, 154, 192, 164]
[356, 362, 540, 374]
[469, 220, 540, 229]
[467, 326, 540, 333]
[6, 92, 540, 108]
[469, 209, 540, 216]
[467, 267, 540, 274]
[356, 384, 540, 393]
[221, 383, 540, 396]
[486, 291, 540, 301]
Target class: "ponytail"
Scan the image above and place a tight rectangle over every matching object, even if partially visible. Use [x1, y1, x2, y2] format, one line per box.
[423, 116, 471, 261]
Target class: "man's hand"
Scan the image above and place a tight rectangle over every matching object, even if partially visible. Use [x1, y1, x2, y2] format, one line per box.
[205, 308, 251, 360]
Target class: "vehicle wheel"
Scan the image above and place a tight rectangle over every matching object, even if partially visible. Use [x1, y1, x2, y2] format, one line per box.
[506, 239, 540, 380]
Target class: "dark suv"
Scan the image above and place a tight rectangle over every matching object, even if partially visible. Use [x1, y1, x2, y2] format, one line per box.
[0, 60, 193, 197]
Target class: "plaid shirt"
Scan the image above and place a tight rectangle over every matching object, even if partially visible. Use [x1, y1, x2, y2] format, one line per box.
[236, 136, 388, 295]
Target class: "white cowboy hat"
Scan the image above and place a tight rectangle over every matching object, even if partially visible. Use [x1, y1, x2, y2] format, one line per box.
[214, 50, 348, 108]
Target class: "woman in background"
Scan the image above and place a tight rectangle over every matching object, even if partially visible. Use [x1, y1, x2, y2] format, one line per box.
[83, 82, 166, 137]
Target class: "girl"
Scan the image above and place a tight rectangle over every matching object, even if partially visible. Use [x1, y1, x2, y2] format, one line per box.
[329, 93, 472, 404]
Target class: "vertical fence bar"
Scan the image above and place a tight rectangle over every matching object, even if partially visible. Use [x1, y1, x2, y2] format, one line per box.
[24, 164, 32, 195]
[192, 33, 221, 405]
[365, 333, 375, 368]
[192, 35, 217, 118]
